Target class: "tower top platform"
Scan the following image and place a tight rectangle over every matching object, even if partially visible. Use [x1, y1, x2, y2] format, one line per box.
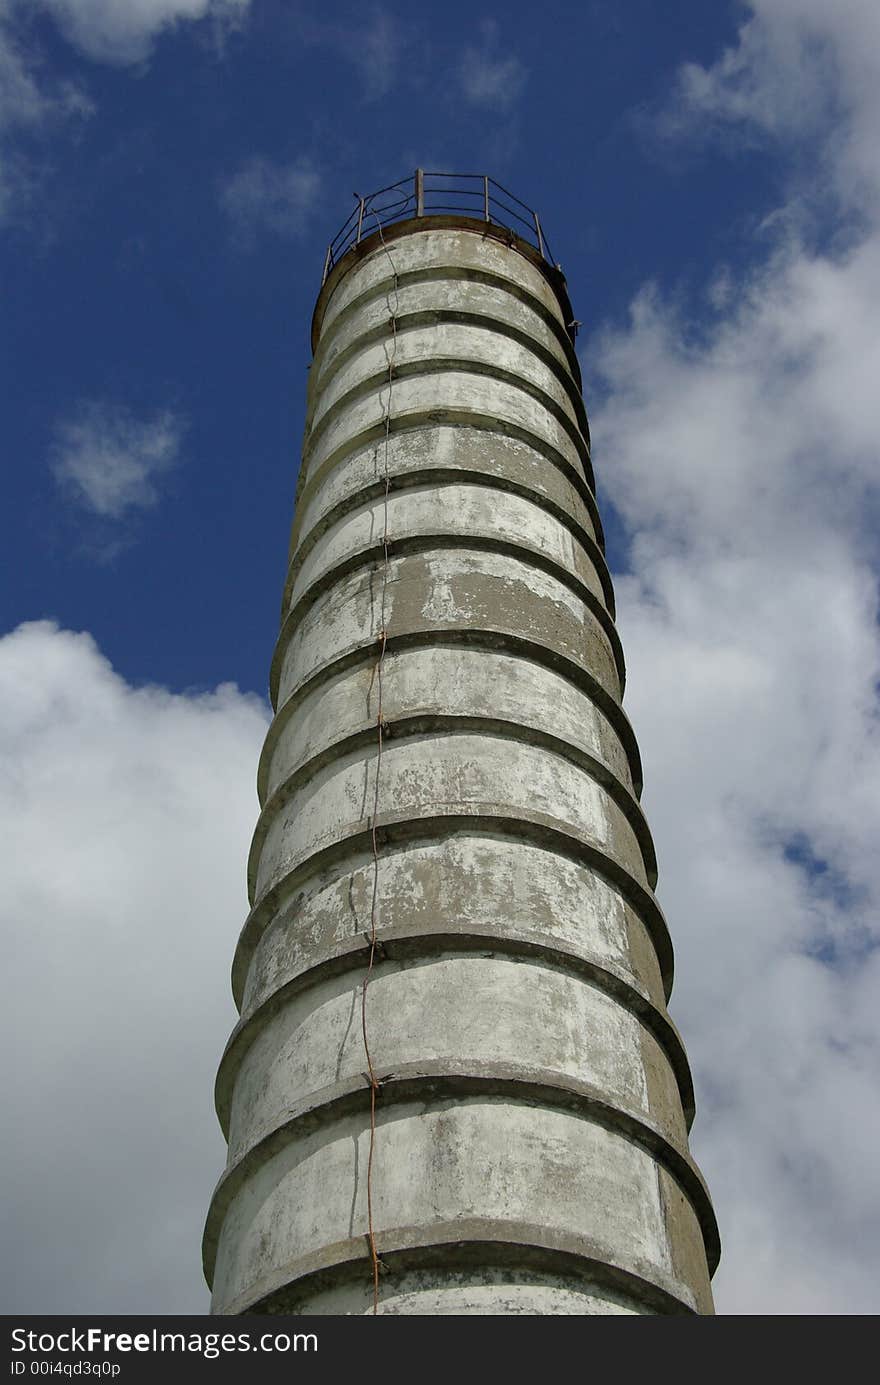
[314, 170, 574, 352]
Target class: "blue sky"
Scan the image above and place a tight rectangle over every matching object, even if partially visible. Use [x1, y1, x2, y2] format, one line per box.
[1, 0, 769, 695]
[2, 0, 879, 1315]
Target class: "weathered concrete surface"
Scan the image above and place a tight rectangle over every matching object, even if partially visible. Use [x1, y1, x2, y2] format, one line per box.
[204, 220, 719, 1315]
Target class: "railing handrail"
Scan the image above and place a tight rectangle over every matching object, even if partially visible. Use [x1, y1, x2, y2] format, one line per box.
[321, 169, 559, 284]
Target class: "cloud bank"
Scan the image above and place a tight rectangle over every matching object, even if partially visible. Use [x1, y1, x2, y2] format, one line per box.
[0, 622, 268, 1313]
[589, 0, 880, 1314]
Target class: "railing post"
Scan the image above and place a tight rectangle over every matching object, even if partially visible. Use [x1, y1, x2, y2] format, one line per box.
[356, 197, 365, 245]
[415, 168, 425, 217]
[534, 211, 545, 259]
[322, 244, 332, 284]
[483, 175, 490, 222]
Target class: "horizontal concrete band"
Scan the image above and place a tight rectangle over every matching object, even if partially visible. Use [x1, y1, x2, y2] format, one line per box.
[232, 814, 675, 1006]
[308, 342, 583, 450]
[250, 1266, 656, 1316]
[207, 1090, 715, 1311]
[250, 734, 651, 912]
[314, 220, 576, 354]
[290, 414, 604, 574]
[279, 529, 626, 692]
[309, 311, 590, 448]
[313, 303, 577, 426]
[313, 261, 583, 388]
[218, 1222, 697, 1317]
[267, 629, 643, 796]
[216, 933, 695, 1137]
[284, 493, 609, 652]
[308, 318, 584, 434]
[285, 469, 614, 619]
[301, 382, 593, 506]
[282, 530, 615, 651]
[261, 652, 635, 810]
[291, 415, 598, 548]
[250, 714, 657, 896]
[237, 831, 670, 1014]
[223, 986, 690, 1184]
[271, 549, 626, 720]
[301, 358, 594, 494]
[294, 403, 599, 526]
[203, 1067, 720, 1284]
[312, 271, 578, 376]
[313, 276, 577, 378]
[260, 643, 636, 808]
[300, 379, 593, 504]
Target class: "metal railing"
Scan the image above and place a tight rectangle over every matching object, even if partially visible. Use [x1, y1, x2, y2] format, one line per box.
[321, 170, 559, 283]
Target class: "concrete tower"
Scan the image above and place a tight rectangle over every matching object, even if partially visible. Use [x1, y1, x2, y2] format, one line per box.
[203, 173, 719, 1316]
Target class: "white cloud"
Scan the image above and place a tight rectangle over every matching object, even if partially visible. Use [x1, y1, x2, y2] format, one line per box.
[0, 0, 249, 221]
[343, 6, 402, 101]
[0, 14, 66, 131]
[458, 20, 526, 110]
[51, 401, 185, 520]
[663, 0, 880, 212]
[0, 6, 92, 222]
[36, 0, 251, 66]
[219, 154, 320, 245]
[588, 0, 880, 1314]
[288, 6, 405, 102]
[0, 621, 269, 1313]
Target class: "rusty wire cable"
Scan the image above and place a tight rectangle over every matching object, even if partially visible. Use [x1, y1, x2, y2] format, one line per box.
[360, 210, 400, 1315]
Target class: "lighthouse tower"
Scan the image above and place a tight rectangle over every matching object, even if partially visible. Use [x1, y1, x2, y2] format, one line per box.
[203, 172, 719, 1316]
